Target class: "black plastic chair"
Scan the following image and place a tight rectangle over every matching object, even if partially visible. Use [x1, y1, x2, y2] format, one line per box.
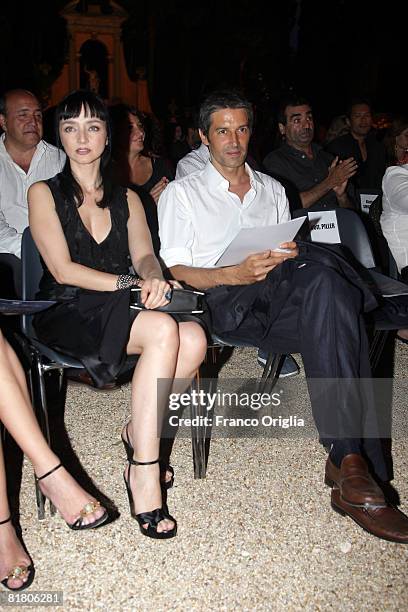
[20, 228, 86, 519]
[20, 228, 238, 486]
[293, 207, 408, 371]
[21, 229, 140, 514]
[191, 335, 283, 478]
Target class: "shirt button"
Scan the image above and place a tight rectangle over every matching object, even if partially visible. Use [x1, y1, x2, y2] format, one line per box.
[314, 178, 318, 182]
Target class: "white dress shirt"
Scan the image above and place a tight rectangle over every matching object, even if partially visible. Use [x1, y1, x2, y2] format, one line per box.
[0, 134, 65, 257]
[175, 143, 210, 179]
[158, 160, 290, 268]
[380, 164, 408, 272]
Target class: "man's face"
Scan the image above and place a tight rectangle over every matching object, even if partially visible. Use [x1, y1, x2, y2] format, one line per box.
[348, 104, 372, 138]
[0, 92, 43, 150]
[199, 107, 250, 170]
[279, 104, 314, 149]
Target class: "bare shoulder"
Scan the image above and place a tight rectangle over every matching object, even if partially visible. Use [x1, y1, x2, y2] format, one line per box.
[28, 181, 56, 217]
[28, 180, 52, 199]
[126, 187, 144, 214]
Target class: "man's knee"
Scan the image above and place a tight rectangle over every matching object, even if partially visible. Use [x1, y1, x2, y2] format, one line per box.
[298, 263, 361, 307]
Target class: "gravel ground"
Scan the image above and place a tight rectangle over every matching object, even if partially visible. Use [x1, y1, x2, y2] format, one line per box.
[10, 343, 408, 611]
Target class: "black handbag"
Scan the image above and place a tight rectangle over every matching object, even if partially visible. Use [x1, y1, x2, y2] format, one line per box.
[130, 288, 205, 314]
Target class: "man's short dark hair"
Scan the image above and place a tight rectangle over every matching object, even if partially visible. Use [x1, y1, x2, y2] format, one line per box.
[346, 96, 372, 118]
[198, 90, 253, 136]
[277, 95, 311, 125]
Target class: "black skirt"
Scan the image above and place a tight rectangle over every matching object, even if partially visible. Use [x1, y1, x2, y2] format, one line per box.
[34, 288, 209, 389]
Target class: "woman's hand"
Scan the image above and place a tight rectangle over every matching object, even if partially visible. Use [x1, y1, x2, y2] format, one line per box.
[149, 177, 169, 205]
[138, 277, 172, 309]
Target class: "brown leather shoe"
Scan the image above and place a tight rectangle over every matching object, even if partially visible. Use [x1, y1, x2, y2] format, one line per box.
[331, 488, 408, 543]
[325, 454, 386, 507]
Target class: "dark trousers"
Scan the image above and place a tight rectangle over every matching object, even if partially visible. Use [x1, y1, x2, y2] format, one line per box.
[207, 259, 389, 481]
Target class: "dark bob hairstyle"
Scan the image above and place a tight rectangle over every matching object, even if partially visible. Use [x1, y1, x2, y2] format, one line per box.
[55, 89, 113, 209]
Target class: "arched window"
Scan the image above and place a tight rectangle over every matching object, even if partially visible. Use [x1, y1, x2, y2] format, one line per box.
[79, 39, 108, 98]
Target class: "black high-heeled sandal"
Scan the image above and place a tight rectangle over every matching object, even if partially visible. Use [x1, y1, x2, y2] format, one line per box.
[0, 517, 35, 592]
[35, 464, 108, 531]
[123, 456, 177, 539]
[160, 462, 175, 490]
[121, 424, 175, 490]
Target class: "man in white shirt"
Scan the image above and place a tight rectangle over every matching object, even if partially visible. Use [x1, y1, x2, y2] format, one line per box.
[175, 142, 210, 179]
[158, 90, 408, 543]
[175, 123, 299, 376]
[0, 89, 65, 294]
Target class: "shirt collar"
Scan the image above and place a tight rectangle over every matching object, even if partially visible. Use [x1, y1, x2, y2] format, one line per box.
[203, 158, 265, 189]
[0, 133, 8, 158]
[281, 141, 321, 159]
[0, 132, 45, 164]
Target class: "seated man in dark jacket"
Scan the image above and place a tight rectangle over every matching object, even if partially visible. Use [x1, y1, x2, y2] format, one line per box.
[325, 97, 386, 199]
[263, 96, 357, 213]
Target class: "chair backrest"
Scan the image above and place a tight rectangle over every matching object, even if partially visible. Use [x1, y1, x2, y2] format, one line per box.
[293, 208, 376, 269]
[334, 208, 376, 269]
[368, 194, 383, 237]
[21, 227, 44, 336]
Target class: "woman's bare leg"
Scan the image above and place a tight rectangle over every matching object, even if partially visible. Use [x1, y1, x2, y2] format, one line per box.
[123, 312, 179, 533]
[0, 332, 105, 526]
[161, 322, 208, 482]
[173, 321, 208, 382]
[123, 314, 207, 533]
[0, 437, 32, 590]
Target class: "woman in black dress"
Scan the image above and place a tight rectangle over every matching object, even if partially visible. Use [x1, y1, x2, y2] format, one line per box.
[28, 91, 208, 539]
[109, 104, 174, 256]
[109, 104, 174, 204]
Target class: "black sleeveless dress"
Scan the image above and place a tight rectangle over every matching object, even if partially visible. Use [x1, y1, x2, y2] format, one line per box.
[34, 174, 139, 388]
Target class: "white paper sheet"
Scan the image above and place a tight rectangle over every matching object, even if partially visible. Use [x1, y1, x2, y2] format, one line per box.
[308, 210, 341, 244]
[215, 217, 306, 267]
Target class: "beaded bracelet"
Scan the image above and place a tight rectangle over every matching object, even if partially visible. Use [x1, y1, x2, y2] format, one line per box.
[116, 274, 141, 290]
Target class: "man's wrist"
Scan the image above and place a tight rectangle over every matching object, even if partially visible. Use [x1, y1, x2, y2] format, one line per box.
[323, 175, 335, 192]
[336, 191, 349, 204]
[220, 265, 241, 286]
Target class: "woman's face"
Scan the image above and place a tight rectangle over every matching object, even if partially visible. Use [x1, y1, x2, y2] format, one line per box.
[127, 113, 145, 153]
[59, 105, 107, 165]
[396, 128, 408, 162]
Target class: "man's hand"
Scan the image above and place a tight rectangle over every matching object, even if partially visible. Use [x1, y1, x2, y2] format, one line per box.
[231, 242, 298, 285]
[328, 156, 358, 189]
[333, 178, 348, 197]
